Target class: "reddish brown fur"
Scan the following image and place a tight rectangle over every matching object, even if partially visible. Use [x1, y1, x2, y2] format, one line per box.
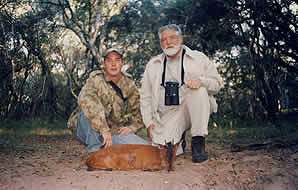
[86, 144, 178, 171]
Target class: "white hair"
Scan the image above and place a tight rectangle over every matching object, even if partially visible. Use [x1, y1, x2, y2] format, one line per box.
[158, 24, 182, 39]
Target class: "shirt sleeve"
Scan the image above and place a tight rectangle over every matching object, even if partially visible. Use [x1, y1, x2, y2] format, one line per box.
[78, 76, 110, 134]
[198, 53, 223, 95]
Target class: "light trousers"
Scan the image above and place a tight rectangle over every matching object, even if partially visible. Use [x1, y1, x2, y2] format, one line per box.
[152, 87, 211, 145]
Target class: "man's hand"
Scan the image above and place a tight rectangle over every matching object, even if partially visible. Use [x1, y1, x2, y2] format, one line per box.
[147, 123, 156, 142]
[186, 79, 201, 89]
[118, 127, 133, 136]
[102, 131, 112, 148]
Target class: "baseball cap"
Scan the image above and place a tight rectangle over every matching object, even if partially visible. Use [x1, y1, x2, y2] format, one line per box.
[104, 48, 123, 58]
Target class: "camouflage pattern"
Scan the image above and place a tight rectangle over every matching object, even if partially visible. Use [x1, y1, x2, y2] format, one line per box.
[68, 70, 144, 135]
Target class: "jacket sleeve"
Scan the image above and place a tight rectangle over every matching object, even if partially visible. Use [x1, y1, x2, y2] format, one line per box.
[125, 82, 144, 132]
[78, 76, 110, 134]
[140, 63, 154, 128]
[198, 53, 223, 95]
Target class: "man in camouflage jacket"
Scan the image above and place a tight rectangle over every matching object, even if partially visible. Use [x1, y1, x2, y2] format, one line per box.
[68, 48, 147, 152]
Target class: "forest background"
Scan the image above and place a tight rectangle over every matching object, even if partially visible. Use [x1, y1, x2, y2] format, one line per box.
[1, 1, 298, 189]
[1, 0, 298, 136]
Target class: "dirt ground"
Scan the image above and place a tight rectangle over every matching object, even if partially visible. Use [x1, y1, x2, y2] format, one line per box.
[0, 135, 297, 190]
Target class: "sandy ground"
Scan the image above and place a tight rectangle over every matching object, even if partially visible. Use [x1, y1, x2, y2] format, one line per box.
[0, 135, 297, 190]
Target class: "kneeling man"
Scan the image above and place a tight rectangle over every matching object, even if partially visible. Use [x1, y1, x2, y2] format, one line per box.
[140, 24, 222, 163]
[68, 48, 147, 152]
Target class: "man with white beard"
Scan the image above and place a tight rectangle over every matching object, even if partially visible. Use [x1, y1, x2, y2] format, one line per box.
[140, 24, 222, 163]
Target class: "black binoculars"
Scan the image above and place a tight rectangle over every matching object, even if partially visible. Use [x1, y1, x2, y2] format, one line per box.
[164, 81, 180, 105]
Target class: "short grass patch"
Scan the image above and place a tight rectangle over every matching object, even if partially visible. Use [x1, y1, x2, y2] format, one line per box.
[208, 118, 298, 145]
[1, 117, 297, 148]
[0, 119, 72, 148]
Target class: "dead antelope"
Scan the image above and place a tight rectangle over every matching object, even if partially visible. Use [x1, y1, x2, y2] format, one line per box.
[86, 143, 178, 171]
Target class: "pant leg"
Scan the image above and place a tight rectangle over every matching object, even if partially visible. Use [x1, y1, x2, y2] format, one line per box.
[76, 111, 103, 152]
[185, 87, 210, 137]
[112, 133, 149, 145]
[152, 103, 191, 145]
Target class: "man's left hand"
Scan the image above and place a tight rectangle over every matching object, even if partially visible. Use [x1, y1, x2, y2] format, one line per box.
[186, 79, 201, 89]
[118, 127, 133, 135]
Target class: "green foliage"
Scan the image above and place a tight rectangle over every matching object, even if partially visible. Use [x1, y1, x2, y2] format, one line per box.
[1, 0, 297, 124]
[52, 72, 77, 117]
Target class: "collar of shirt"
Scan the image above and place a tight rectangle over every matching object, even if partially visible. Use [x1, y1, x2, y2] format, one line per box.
[103, 71, 124, 85]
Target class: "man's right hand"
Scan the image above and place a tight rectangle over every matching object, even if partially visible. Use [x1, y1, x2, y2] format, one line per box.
[147, 123, 155, 142]
[102, 131, 112, 148]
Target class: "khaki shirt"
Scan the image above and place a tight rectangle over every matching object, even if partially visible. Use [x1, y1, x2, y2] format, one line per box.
[68, 70, 144, 135]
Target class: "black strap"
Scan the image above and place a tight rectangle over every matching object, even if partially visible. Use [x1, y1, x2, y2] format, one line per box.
[181, 49, 185, 85]
[161, 55, 167, 87]
[107, 81, 128, 102]
[161, 48, 186, 86]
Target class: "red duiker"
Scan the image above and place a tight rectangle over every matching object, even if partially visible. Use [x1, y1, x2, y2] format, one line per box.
[86, 143, 178, 171]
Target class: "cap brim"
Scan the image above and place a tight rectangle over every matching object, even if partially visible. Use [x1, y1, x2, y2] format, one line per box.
[104, 48, 123, 57]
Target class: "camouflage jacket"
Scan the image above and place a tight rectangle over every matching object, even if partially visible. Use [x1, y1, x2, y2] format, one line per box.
[68, 70, 144, 135]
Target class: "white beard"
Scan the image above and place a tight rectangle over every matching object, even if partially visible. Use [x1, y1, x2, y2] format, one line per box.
[163, 46, 181, 56]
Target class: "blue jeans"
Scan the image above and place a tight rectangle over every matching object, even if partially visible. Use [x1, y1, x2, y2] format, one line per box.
[76, 112, 148, 152]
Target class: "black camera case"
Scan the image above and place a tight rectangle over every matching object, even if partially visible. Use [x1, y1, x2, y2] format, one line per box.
[164, 81, 180, 105]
